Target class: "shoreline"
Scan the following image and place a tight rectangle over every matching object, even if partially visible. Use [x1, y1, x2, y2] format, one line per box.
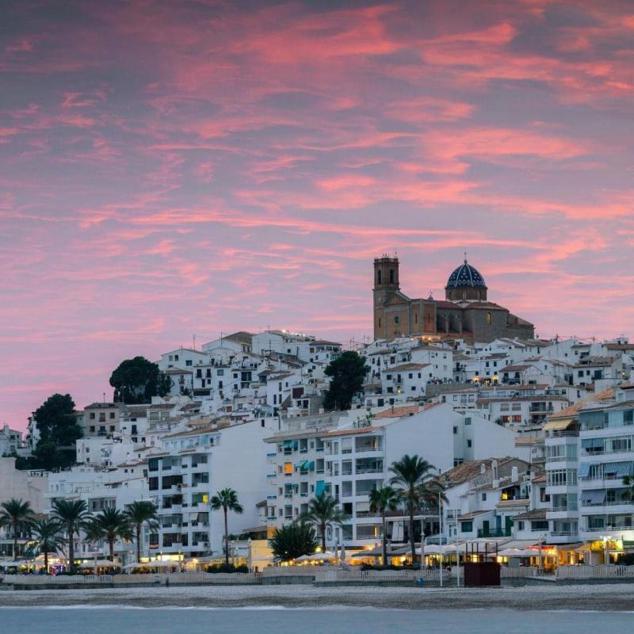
[1, 584, 634, 612]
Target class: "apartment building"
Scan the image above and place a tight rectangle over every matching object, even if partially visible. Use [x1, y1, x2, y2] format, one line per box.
[266, 403, 527, 550]
[577, 391, 634, 546]
[80, 402, 124, 438]
[149, 418, 274, 558]
[544, 413, 580, 543]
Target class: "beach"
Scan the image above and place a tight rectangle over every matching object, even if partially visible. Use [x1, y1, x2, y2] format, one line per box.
[1, 583, 634, 612]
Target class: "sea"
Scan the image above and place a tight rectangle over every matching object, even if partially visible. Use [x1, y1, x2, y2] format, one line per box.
[1, 607, 633, 634]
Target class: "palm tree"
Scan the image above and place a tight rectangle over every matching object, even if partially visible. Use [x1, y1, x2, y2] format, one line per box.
[270, 522, 317, 562]
[31, 518, 64, 573]
[389, 454, 437, 566]
[0, 498, 35, 559]
[303, 492, 347, 553]
[51, 499, 90, 573]
[369, 485, 400, 567]
[210, 488, 243, 566]
[89, 508, 131, 562]
[125, 501, 158, 563]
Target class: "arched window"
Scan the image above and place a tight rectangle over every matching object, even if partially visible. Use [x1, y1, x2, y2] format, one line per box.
[389, 269, 395, 284]
[377, 270, 382, 285]
[486, 312, 492, 325]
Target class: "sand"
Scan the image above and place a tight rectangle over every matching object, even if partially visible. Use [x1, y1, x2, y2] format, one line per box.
[0, 583, 633, 611]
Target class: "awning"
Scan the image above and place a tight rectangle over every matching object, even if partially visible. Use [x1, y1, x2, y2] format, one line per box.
[80, 560, 116, 568]
[499, 540, 539, 550]
[581, 489, 606, 505]
[604, 462, 633, 477]
[581, 438, 604, 450]
[499, 548, 538, 558]
[315, 480, 326, 496]
[544, 419, 574, 431]
[578, 463, 591, 477]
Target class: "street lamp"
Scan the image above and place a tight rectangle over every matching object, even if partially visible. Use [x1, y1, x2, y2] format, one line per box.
[438, 489, 443, 588]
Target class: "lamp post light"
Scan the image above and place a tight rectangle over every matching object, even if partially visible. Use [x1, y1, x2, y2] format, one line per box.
[438, 490, 443, 588]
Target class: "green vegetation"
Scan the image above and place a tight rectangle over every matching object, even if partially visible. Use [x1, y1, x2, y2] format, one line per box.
[87, 508, 131, 561]
[206, 563, 249, 573]
[389, 454, 443, 566]
[18, 393, 82, 470]
[30, 518, 64, 572]
[109, 356, 171, 404]
[210, 488, 243, 566]
[125, 501, 158, 563]
[302, 492, 347, 553]
[0, 498, 35, 558]
[51, 499, 90, 573]
[323, 351, 368, 411]
[269, 522, 317, 562]
[369, 485, 400, 566]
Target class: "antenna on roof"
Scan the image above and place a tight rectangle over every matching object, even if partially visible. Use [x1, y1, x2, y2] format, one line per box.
[464, 250, 468, 264]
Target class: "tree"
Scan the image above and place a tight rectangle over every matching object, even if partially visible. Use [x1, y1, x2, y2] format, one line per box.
[389, 455, 437, 566]
[369, 485, 400, 566]
[27, 393, 82, 470]
[0, 498, 35, 559]
[31, 518, 64, 573]
[51, 499, 90, 573]
[88, 508, 131, 562]
[302, 492, 347, 553]
[125, 501, 158, 563]
[270, 523, 317, 562]
[109, 356, 171, 404]
[323, 351, 368, 411]
[210, 488, 243, 566]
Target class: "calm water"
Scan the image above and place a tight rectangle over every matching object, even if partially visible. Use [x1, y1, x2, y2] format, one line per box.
[1, 608, 633, 633]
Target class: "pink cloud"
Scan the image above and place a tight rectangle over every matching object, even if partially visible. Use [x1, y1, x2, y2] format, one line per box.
[1, 0, 633, 430]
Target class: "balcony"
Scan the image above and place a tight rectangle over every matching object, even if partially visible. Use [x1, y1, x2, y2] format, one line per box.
[477, 528, 512, 538]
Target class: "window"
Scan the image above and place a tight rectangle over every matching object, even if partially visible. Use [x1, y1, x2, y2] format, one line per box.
[481, 493, 487, 501]
[394, 315, 400, 325]
[467, 439, 472, 448]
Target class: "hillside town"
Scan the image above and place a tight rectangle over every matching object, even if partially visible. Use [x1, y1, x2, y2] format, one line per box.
[2, 259, 634, 581]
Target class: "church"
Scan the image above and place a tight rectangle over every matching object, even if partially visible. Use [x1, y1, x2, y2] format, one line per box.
[373, 256, 535, 342]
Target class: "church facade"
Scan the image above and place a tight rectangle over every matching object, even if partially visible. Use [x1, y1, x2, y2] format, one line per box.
[373, 256, 535, 342]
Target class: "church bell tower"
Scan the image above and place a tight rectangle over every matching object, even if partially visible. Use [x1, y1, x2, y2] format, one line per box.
[373, 256, 400, 339]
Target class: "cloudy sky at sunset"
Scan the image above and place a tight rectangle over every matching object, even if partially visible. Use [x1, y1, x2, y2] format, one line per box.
[1, 0, 633, 429]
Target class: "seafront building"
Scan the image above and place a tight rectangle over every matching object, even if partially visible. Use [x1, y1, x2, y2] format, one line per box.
[265, 402, 528, 551]
[2, 262, 634, 570]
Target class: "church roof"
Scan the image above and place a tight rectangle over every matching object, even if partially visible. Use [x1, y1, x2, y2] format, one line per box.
[446, 259, 487, 289]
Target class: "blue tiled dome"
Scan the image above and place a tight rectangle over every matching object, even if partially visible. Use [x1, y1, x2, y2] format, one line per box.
[446, 259, 486, 289]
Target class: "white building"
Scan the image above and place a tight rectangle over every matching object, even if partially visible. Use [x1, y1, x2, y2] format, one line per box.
[266, 402, 528, 551]
[149, 417, 276, 558]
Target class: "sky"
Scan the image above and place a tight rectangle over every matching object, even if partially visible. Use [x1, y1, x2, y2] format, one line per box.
[1, 0, 633, 430]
